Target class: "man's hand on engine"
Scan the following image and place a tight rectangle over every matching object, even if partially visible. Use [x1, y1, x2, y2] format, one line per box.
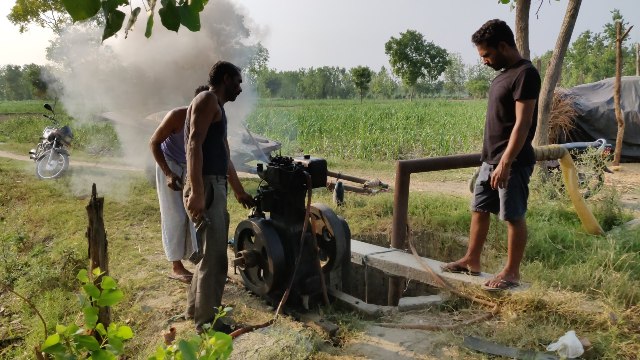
[235, 191, 256, 209]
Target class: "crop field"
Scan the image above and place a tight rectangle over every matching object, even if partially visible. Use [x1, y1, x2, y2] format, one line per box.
[246, 99, 487, 161]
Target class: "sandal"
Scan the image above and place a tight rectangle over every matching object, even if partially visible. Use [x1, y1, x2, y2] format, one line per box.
[440, 263, 481, 276]
[482, 279, 520, 292]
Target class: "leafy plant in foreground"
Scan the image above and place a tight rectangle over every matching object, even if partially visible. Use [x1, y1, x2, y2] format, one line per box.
[148, 306, 234, 360]
[39, 268, 133, 359]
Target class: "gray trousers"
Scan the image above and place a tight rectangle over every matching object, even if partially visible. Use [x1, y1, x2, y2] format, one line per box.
[184, 175, 229, 327]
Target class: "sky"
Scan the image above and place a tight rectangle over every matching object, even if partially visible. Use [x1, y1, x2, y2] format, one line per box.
[1, 0, 638, 70]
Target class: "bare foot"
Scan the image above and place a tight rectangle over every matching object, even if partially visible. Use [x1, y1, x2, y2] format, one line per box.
[172, 261, 193, 277]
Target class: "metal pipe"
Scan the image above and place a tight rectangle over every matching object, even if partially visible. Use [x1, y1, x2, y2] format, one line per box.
[388, 153, 481, 305]
[327, 170, 370, 185]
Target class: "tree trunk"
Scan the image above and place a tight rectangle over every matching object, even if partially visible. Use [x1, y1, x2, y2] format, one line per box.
[515, 0, 531, 60]
[636, 43, 640, 76]
[86, 183, 110, 329]
[533, 0, 582, 146]
[613, 22, 627, 166]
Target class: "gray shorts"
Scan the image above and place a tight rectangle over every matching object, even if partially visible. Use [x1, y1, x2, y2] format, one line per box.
[471, 162, 534, 221]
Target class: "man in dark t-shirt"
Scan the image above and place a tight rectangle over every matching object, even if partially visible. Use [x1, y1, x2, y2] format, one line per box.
[442, 19, 541, 291]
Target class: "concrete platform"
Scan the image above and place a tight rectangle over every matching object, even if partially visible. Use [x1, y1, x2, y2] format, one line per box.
[350, 240, 495, 289]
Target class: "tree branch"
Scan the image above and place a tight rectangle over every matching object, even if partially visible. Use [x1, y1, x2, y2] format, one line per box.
[1, 283, 48, 340]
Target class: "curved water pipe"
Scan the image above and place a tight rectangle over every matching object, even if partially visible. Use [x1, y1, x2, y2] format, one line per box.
[534, 145, 604, 236]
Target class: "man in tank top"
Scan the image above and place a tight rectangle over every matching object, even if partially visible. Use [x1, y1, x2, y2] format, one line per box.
[183, 61, 255, 333]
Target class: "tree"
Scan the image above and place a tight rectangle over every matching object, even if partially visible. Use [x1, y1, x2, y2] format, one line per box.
[0, 65, 31, 100]
[384, 29, 450, 100]
[23, 63, 48, 98]
[9, 0, 207, 41]
[515, 0, 531, 60]
[465, 60, 496, 99]
[442, 53, 467, 96]
[8, 0, 70, 34]
[370, 66, 398, 99]
[533, 0, 582, 146]
[246, 43, 270, 85]
[350, 66, 373, 102]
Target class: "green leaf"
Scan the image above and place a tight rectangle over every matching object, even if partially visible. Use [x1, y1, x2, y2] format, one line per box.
[159, 1, 180, 32]
[76, 334, 101, 351]
[116, 325, 134, 339]
[83, 283, 101, 299]
[62, 0, 101, 21]
[41, 343, 66, 355]
[103, 9, 126, 41]
[68, 324, 82, 336]
[95, 323, 107, 337]
[55, 324, 66, 334]
[145, 14, 154, 38]
[77, 269, 90, 283]
[153, 344, 168, 359]
[177, 340, 198, 360]
[41, 333, 61, 350]
[90, 349, 117, 360]
[106, 336, 124, 353]
[179, 4, 200, 32]
[84, 306, 99, 329]
[145, 0, 158, 38]
[77, 293, 88, 307]
[92, 267, 103, 277]
[97, 288, 124, 306]
[101, 276, 117, 290]
[189, 0, 204, 12]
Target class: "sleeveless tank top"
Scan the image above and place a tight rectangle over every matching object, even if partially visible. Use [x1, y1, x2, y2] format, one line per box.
[184, 104, 228, 176]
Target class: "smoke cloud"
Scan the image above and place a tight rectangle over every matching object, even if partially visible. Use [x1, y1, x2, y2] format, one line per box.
[45, 0, 263, 196]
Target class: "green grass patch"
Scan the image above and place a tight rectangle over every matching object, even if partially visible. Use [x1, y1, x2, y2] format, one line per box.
[247, 98, 486, 161]
[0, 100, 53, 114]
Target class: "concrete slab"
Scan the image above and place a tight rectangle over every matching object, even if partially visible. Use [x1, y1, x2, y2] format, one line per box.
[350, 240, 500, 289]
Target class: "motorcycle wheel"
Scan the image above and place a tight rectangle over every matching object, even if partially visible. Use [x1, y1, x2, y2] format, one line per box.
[36, 150, 69, 179]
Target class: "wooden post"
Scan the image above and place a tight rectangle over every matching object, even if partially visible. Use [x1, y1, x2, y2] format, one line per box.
[613, 22, 633, 167]
[86, 183, 110, 328]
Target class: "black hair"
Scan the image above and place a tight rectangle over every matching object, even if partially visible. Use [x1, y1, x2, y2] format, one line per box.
[194, 85, 209, 96]
[208, 61, 241, 87]
[471, 19, 516, 48]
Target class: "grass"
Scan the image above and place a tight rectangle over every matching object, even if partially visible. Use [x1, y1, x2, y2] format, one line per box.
[247, 98, 486, 161]
[0, 100, 52, 114]
[1, 98, 639, 359]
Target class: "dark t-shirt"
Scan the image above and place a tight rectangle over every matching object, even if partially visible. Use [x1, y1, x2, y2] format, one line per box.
[481, 59, 541, 165]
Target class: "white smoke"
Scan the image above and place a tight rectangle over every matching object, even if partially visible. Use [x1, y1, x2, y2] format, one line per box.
[45, 0, 262, 179]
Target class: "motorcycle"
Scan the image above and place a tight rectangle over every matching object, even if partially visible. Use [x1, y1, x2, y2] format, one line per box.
[28, 103, 73, 179]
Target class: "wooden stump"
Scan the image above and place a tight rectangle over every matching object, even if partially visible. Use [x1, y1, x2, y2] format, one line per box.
[86, 183, 110, 328]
